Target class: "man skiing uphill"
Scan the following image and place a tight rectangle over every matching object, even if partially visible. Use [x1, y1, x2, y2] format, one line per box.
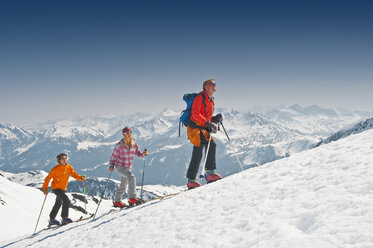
[186, 79, 223, 189]
[43, 153, 86, 226]
[109, 127, 148, 208]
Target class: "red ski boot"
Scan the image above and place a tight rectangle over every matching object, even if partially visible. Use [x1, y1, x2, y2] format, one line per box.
[187, 179, 201, 189]
[204, 170, 222, 183]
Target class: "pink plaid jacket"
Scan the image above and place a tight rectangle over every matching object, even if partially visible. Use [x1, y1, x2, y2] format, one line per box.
[109, 140, 144, 169]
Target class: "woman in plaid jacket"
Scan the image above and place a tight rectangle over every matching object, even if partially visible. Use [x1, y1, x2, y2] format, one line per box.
[109, 127, 148, 208]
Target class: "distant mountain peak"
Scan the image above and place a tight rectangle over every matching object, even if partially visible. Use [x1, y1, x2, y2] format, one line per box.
[159, 108, 179, 117]
[315, 117, 373, 147]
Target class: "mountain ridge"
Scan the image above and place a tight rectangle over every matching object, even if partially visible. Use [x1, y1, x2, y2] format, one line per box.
[1, 105, 373, 185]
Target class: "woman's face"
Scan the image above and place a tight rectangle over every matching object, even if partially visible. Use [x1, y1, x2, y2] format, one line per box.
[123, 131, 132, 140]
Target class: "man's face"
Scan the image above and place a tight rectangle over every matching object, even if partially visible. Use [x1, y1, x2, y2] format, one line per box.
[206, 81, 216, 95]
[59, 156, 68, 165]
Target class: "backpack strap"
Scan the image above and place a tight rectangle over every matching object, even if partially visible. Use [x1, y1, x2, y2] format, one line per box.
[187, 93, 208, 131]
[199, 92, 208, 118]
[178, 92, 209, 137]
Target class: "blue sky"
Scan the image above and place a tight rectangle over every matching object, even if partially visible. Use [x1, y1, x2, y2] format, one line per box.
[1, 0, 372, 125]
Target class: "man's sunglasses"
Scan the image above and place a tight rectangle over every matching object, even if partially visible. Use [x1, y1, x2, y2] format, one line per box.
[124, 131, 132, 135]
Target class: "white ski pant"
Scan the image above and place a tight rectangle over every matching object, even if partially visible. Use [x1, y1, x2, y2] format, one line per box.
[114, 166, 136, 202]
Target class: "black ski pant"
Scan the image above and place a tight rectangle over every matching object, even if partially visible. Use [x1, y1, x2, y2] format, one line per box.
[50, 189, 71, 219]
[187, 133, 216, 180]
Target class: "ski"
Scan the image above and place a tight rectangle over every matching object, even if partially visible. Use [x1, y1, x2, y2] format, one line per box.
[36, 213, 94, 234]
[108, 192, 183, 213]
[75, 213, 95, 222]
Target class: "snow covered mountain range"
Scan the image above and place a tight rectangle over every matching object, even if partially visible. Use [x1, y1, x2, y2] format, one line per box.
[1, 118, 372, 247]
[1, 105, 373, 186]
[315, 117, 373, 147]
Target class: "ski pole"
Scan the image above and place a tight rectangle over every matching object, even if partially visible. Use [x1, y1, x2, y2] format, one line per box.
[93, 171, 112, 219]
[140, 150, 147, 200]
[220, 121, 244, 171]
[199, 134, 212, 179]
[83, 176, 87, 215]
[33, 191, 48, 234]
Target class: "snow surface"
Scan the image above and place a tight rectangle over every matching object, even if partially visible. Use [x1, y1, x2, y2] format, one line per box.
[1, 128, 373, 247]
[0, 175, 113, 242]
[14, 141, 37, 155]
[0, 171, 185, 243]
[0, 128, 18, 140]
[76, 141, 116, 151]
[2, 170, 48, 188]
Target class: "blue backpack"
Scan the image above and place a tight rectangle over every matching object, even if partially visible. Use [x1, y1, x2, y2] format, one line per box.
[179, 93, 206, 136]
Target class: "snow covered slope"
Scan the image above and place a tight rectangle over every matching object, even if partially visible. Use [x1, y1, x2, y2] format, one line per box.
[2, 127, 372, 247]
[0, 174, 113, 242]
[0, 171, 185, 243]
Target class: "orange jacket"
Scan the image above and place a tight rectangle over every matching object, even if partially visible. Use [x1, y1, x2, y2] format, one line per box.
[43, 164, 84, 191]
[187, 91, 215, 147]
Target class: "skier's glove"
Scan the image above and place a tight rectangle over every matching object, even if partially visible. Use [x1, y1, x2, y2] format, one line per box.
[109, 165, 114, 172]
[143, 149, 148, 156]
[211, 114, 223, 124]
[206, 120, 217, 134]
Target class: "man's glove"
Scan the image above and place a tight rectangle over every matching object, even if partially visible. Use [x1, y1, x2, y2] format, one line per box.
[206, 120, 217, 134]
[109, 165, 114, 172]
[211, 114, 223, 124]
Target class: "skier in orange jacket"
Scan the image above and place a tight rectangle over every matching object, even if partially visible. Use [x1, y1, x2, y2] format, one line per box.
[43, 153, 86, 226]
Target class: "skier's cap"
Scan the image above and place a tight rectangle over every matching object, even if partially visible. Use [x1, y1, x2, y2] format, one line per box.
[122, 127, 131, 134]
